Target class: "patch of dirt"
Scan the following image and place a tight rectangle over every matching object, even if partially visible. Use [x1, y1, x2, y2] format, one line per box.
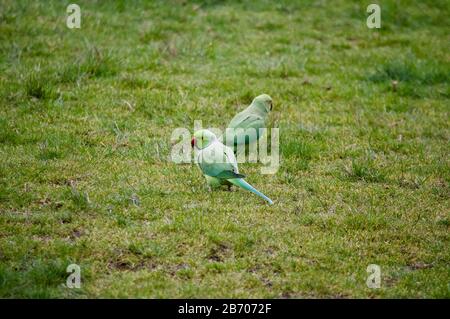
[36, 197, 52, 206]
[168, 263, 190, 276]
[52, 201, 64, 210]
[263, 247, 272, 255]
[50, 174, 90, 186]
[207, 242, 232, 262]
[398, 178, 421, 190]
[261, 277, 273, 287]
[108, 259, 156, 272]
[108, 249, 157, 272]
[384, 276, 398, 287]
[69, 229, 83, 240]
[280, 291, 294, 299]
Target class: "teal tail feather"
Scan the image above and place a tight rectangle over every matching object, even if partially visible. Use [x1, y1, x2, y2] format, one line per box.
[228, 178, 273, 205]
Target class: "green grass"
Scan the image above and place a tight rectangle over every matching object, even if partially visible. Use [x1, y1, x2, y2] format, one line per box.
[0, 0, 449, 298]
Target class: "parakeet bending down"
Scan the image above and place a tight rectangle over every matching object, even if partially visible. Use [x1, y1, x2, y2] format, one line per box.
[221, 94, 273, 153]
[192, 129, 273, 205]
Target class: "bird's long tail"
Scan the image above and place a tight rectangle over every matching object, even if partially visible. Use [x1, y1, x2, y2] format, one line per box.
[228, 178, 273, 205]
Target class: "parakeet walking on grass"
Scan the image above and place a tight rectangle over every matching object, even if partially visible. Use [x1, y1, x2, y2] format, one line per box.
[192, 129, 273, 205]
[221, 94, 273, 153]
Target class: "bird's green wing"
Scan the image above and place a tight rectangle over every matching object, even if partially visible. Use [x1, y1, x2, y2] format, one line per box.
[198, 145, 240, 180]
[224, 113, 265, 148]
[197, 138, 243, 182]
[216, 171, 245, 179]
[229, 112, 265, 131]
[199, 160, 239, 179]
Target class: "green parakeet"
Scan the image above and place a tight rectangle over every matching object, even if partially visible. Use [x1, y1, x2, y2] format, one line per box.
[192, 129, 273, 205]
[221, 94, 273, 152]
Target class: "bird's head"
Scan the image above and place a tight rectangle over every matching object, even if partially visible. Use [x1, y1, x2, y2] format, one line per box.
[191, 129, 217, 150]
[251, 94, 273, 113]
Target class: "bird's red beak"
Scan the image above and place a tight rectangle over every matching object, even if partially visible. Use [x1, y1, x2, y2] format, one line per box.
[191, 137, 195, 148]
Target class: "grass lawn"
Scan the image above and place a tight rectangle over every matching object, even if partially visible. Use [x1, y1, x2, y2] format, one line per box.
[0, 0, 449, 298]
